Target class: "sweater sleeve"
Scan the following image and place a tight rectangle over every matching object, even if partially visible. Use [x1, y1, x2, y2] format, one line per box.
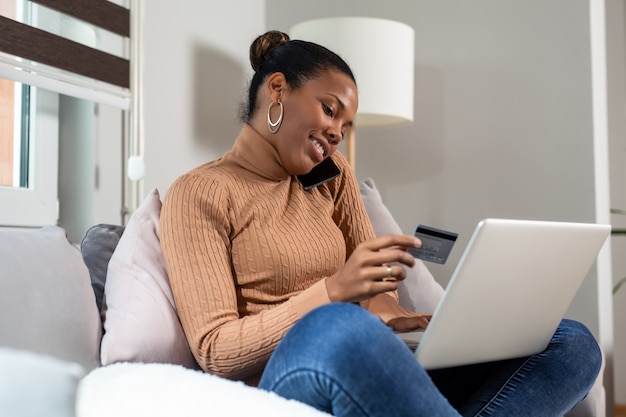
[160, 173, 330, 381]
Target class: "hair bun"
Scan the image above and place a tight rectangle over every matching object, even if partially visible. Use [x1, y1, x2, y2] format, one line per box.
[250, 30, 290, 72]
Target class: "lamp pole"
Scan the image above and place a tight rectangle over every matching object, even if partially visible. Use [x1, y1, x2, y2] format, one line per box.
[346, 125, 356, 171]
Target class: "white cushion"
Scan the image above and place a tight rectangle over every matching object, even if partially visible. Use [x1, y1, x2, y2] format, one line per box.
[360, 178, 444, 313]
[0, 226, 101, 370]
[100, 188, 198, 369]
[77, 363, 331, 417]
[0, 347, 84, 417]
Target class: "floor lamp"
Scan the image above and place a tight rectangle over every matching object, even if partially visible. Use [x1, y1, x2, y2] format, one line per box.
[290, 17, 414, 170]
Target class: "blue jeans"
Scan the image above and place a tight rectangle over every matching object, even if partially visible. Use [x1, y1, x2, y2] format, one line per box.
[259, 303, 601, 417]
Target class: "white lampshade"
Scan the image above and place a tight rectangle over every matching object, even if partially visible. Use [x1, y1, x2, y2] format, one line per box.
[290, 17, 414, 128]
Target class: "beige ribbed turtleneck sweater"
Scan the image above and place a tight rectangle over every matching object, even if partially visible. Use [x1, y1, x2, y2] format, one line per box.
[160, 124, 376, 382]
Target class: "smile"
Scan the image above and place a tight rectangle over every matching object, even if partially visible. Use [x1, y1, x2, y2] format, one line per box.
[310, 137, 328, 159]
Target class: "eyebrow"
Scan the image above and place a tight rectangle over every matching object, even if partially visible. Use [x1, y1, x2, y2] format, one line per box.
[329, 94, 345, 109]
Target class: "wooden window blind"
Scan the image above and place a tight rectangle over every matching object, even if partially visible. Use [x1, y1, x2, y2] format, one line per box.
[0, 0, 131, 107]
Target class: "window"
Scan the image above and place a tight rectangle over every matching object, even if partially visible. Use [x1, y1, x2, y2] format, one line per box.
[0, 81, 59, 227]
[0, 80, 23, 189]
[0, 0, 131, 232]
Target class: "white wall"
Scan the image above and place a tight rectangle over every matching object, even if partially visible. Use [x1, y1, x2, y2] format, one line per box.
[267, 0, 617, 408]
[141, 1, 266, 196]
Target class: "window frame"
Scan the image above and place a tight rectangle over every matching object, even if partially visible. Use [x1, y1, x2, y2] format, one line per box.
[0, 86, 59, 227]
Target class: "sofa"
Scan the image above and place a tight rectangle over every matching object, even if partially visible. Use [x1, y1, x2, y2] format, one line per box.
[0, 178, 606, 417]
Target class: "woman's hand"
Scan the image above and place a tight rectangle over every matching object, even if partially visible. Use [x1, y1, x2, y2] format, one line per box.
[364, 293, 431, 332]
[325, 234, 421, 303]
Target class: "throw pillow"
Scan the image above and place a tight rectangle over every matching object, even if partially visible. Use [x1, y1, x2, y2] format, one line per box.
[360, 178, 444, 314]
[80, 223, 125, 313]
[100, 188, 199, 369]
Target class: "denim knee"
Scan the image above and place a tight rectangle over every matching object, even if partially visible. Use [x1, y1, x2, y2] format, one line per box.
[258, 303, 395, 410]
[554, 319, 602, 389]
[277, 302, 390, 362]
[259, 303, 457, 417]
[259, 301, 419, 391]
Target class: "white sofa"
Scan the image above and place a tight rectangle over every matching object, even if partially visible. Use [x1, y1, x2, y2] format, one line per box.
[0, 178, 605, 417]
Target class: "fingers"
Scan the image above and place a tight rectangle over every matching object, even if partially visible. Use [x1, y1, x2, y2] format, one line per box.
[326, 234, 422, 303]
[381, 264, 394, 281]
[387, 315, 431, 332]
[326, 265, 401, 303]
[364, 279, 402, 296]
[358, 234, 421, 269]
[327, 276, 400, 303]
[378, 264, 407, 282]
[377, 234, 421, 255]
[363, 234, 421, 253]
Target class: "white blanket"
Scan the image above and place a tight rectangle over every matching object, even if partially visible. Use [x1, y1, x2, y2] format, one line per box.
[76, 362, 331, 417]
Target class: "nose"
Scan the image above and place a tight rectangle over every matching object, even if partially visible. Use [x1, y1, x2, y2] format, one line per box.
[326, 125, 341, 146]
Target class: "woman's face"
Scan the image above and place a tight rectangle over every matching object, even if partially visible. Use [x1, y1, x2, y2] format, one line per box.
[273, 70, 358, 175]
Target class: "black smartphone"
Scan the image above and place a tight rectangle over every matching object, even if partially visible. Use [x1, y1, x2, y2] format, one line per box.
[297, 157, 342, 190]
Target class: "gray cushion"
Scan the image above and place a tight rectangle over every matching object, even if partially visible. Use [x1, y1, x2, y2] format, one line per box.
[360, 178, 444, 313]
[80, 224, 125, 312]
[0, 226, 102, 371]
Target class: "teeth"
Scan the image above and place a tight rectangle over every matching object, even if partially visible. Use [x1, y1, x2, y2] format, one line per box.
[312, 139, 324, 156]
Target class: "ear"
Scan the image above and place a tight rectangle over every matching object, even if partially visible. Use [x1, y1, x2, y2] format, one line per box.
[266, 72, 288, 101]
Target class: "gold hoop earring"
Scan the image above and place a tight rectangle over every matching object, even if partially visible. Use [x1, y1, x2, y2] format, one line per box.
[267, 101, 283, 134]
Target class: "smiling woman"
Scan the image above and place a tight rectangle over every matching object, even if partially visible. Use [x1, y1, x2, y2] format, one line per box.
[157, 29, 603, 417]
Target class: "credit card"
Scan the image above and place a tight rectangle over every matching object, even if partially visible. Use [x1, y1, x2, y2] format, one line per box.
[407, 224, 458, 264]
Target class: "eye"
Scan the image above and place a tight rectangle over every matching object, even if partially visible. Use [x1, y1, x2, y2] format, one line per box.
[322, 103, 334, 118]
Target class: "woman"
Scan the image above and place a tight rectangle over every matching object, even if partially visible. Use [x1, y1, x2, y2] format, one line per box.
[160, 30, 601, 416]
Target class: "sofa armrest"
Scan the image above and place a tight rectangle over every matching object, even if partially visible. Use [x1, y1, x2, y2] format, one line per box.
[0, 347, 84, 417]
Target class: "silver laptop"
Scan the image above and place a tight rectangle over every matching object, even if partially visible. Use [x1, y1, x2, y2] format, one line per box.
[398, 218, 610, 370]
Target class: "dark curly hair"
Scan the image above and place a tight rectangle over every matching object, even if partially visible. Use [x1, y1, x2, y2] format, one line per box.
[240, 30, 356, 122]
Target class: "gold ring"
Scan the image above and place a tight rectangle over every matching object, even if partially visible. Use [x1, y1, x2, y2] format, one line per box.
[386, 265, 393, 278]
